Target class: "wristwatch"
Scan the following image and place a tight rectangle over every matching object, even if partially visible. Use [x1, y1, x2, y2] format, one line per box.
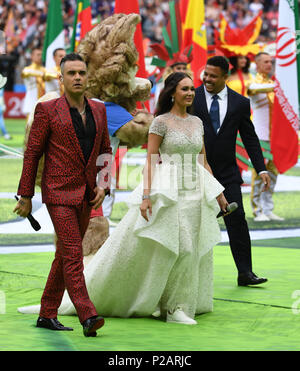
[142, 195, 150, 200]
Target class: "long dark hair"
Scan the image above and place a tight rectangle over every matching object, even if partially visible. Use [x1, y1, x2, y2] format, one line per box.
[229, 56, 250, 74]
[155, 72, 193, 117]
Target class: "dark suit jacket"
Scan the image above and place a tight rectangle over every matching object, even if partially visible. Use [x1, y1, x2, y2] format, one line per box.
[18, 95, 112, 205]
[193, 85, 266, 185]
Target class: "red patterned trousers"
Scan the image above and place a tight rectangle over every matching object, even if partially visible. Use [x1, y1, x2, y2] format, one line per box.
[39, 198, 97, 323]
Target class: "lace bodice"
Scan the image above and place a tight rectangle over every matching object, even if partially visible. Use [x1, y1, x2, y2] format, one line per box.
[149, 113, 204, 191]
[149, 112, 204, 158]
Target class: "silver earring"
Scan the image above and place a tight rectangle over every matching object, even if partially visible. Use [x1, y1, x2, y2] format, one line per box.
[171, 96, 174, 103]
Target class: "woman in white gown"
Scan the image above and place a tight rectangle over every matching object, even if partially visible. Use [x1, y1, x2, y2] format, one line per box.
[19, 73, 228, 324]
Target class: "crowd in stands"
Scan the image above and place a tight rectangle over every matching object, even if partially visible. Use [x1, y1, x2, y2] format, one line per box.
[0, 0, 280, 91]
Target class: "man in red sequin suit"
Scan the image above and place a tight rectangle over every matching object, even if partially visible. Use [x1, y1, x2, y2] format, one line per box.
[14, 53, 112, 337]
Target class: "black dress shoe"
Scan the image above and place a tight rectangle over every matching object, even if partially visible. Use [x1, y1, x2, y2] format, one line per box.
[36, 317, 73, 331]
[82, 315, 105, 337]
[238, 272, 268, 286]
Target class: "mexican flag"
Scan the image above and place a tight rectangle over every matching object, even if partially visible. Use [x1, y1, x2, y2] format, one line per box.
[42, 0, 65, 69]
[180, 0, 207, 87]
[70, 0, 92, 52]
[271, 0, 300, 173]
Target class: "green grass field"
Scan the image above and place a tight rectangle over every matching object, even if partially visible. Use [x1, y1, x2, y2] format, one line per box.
[1, 120, 300, 352]
[0, 233, 54, 246]
[0, 118, 26, 149]
[0, 242, 300, 351]
[0, 158, 23, 192]
[0, 199, 19, 222]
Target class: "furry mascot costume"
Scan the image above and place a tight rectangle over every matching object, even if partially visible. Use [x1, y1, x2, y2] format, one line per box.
[78, 13, 152, 147]
[24, 13, 153, 264]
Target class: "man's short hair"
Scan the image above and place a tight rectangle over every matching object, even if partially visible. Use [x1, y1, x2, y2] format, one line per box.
[60, 53, 86, 73]
[32, 47, 42, 53]
[53, 48, 65, 57]
[206, 56, 229, 75]
[255, 52, 270, 62]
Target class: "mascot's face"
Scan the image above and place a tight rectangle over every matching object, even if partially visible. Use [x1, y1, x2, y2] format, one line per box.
[127, 65, 139, 91]
[78, 13, 151, 112]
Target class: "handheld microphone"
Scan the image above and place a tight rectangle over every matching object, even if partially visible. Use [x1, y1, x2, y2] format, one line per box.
[217, 202, 238, 218]
[15, 196, 41, 231]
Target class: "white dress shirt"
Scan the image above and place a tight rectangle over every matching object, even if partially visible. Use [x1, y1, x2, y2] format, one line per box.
[204, 85, 228, 133]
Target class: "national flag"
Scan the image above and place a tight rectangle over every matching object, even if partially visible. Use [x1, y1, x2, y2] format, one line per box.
[271, 0, 300, 173]
[70, 0, 92, 52]
[180, 0, 208, 87]
[42, 0, 65, 69]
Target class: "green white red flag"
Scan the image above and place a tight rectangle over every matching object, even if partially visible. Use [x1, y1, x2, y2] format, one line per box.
[42, 0, 65, 69]
[271, 0, 300, 173]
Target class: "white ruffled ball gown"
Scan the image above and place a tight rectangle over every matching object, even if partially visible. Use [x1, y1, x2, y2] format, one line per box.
[18, 113, 224, 320]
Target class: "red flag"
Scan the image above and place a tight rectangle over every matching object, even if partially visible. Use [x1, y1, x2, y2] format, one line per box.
[271, 82, 299, 173]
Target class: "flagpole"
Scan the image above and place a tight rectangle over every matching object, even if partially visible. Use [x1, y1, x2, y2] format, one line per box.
[70, 0, 80, 52]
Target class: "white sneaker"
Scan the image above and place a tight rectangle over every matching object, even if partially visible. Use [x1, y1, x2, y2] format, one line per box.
[265, 212, 284, 221]
[3, 134, 11, 140]
[253, 213, 270, 222]
[108, 218, 118, 227]
[166, 307, 197, 325]
[151, 307, 161, 318]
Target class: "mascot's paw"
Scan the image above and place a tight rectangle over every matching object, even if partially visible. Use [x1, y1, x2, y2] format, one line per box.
[82, 216, 109, 257]
[54, 217, 110, 266]
[116, 111, 154, 148]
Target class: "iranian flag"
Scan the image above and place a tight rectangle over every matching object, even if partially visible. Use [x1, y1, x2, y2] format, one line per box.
[271, 0, 300, 173]
[70, 0, 92, 52]
[180, 0, 207, 87]
[42, 0, 65, 69]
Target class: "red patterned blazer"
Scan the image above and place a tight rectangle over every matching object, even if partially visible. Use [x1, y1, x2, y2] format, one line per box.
[18, 95, 112, 205]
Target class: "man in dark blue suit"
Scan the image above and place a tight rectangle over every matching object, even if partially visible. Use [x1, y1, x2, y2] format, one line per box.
[193, 56, 270, 286]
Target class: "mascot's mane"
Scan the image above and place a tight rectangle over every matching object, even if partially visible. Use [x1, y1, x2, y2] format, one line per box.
[78, 13, 150, 112]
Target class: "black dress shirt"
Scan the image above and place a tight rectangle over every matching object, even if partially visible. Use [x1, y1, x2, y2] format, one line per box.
[69, 100, 96, 163]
